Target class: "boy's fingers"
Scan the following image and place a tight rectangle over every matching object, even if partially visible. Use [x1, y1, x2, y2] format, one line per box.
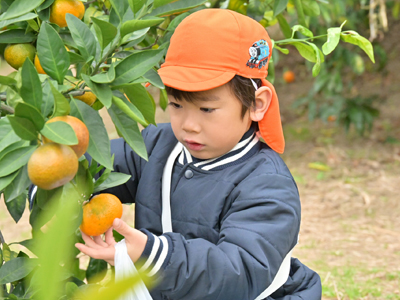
[112, 218, 134, 238]
[93, 235, 108, 247]
[104, 227, 116, 245]
[81, 231, 103, 249]
[75, 243, 115, 261]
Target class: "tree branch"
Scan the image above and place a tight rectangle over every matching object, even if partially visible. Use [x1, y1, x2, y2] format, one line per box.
[0, 103, 15, 114]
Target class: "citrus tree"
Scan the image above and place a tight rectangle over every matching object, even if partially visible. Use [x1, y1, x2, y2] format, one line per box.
[0, 0, 374, 298]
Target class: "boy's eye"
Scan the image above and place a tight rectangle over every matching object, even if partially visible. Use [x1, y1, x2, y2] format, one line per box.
[168, 102, 182, 109]
[200, 108, 215, 113]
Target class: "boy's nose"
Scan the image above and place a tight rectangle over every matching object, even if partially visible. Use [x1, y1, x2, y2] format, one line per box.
[181, 115, 201, 133]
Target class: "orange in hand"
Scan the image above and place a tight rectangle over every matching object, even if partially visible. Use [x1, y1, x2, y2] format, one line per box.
[80, 194, 123, 236]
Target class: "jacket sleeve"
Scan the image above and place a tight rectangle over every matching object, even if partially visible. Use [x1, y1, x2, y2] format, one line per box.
[139, 170, 302, 300]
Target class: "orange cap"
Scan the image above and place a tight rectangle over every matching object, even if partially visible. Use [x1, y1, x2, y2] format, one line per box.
[158, 9, 285, 154]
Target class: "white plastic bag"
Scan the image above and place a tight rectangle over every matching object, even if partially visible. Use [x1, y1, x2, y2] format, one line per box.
[114, 239, 153, 300]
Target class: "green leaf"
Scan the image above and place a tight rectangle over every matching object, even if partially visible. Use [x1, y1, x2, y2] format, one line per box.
[7, 116, 38, 141]
[81, 74, 113, 108]
[4, 167, 29, 206]
[112, 96, 148, 127]
[86, 258, 108, 284]
[68, 51, 86, 64]
[0, 12, 38, 29]
[274, 45, 289, 54]
[292, 0, 306, 27]
[37, 22, 70, 84]
[302, 0, 320, 16]
[41, 80, 55, 117]
[273, 0, 288, 17]
[0, 171, 19, 192]
[14, 102, 45, 131]
[0, 75, 17, 86]
[5, 191, 27, 223]
[113, 49, 164, 86]
[0, 29, 36, 43]
[90, 64, 116, 84]
[276, 13, 292, 39]
[0, 146, 36, 177]
[40, 121, 78, 145]
[93, 171, 132, 193]
[291, 41, 318, 63]
[108, 103, 148, 160]
[37, 0, 55, 12]
[75, 160, 94, 202]
[0, 257, 37, 284]
[291, 25, 313, 39]
[66, 14, 98, 61]
[50, 82, 70, 117]
[142, 68, 164, 89]
[307, 42, 323, 77]
[149, 0, 206, 17]
[0, 0, 44, 21]
[0, 141, 29, 160]
[91, 17, 118, 50]
[70, 98, 113, 170]
[109, 0, 130, 22]
[0, 117, 21, 153]
[340, 31, 375, 63]
[159, 88, 168, 111]
[123, 83, 156, 125]
[121, 17, 164, 38]
[322, 27, 342, 55]
[27, 18, 40, 31]
[128, 0, 147, 13]
[19, 59, 43, 111]
[32, 190, 81, 300]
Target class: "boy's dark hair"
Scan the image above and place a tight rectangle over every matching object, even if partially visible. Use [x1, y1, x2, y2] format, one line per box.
[165, 75, 262, 119]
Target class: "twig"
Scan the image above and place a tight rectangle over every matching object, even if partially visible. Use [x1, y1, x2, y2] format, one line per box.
[0, 230, 5, 245]
[65, 90, 91, 97]
[0, 103, 15, 114]
[133, 36, 159, 50]
[369, 0, 378, 41]
[84, 0, 97, 6]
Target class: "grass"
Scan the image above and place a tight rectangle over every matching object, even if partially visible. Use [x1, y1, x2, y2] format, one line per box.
[314, 260, 400, 300]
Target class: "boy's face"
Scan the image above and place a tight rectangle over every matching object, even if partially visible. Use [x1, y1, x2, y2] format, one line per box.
[168, 83, 253, 160]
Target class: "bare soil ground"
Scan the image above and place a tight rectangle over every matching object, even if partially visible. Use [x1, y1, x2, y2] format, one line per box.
[1, 19, 400, 300]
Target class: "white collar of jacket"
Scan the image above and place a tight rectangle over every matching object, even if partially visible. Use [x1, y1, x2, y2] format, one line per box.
[177, 126, 260, 171]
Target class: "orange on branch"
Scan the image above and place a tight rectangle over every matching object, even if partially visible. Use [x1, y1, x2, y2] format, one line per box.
[50, 0, 85, 28]
[283, 70, 295, 83]
[80, 194, 123, 236]
[27, 143, 79, 190]
[4, 44, 35, 70]
[42, 116, 89, 158]
[74, 91, 97, 106]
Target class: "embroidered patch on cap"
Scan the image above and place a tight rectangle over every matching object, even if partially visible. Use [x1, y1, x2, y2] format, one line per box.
[246, 39, 270, 70]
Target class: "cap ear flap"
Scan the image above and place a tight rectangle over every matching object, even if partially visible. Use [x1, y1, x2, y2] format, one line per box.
[258, 78, 285, 154]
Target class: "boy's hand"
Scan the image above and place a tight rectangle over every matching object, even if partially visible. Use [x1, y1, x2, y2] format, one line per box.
[75, 218, 148, 266]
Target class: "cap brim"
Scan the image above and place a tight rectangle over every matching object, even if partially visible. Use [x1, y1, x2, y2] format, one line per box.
[158, 65, 236, 92]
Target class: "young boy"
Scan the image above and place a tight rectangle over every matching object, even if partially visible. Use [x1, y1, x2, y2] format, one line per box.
[76, 9, 322, 300]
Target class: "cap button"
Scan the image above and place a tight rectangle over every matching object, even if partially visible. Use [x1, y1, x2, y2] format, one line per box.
[184, 169, 194, 179]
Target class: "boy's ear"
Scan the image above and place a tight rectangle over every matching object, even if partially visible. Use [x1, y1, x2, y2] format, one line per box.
[250, 86, 272, 122]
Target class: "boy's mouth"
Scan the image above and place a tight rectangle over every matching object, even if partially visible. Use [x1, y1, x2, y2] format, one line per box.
[184, 140, 204, 151]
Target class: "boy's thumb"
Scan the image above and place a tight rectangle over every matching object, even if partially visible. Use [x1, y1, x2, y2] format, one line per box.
[113, 218, 126, 232]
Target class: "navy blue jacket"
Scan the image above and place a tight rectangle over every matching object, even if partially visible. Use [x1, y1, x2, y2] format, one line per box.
[101, 123, 321, 300]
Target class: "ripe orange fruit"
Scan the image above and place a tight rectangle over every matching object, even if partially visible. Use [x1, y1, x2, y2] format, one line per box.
[74, 91, 97, 106]
[42, 116, 89, 158]
[34, 54, 46, 74]
[283, 70, 295, 83]
[80, 194, 123, 236]
[50, 0, 85, 28]
[4, 44, 35, 70]
[28, 143, 79, 190]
